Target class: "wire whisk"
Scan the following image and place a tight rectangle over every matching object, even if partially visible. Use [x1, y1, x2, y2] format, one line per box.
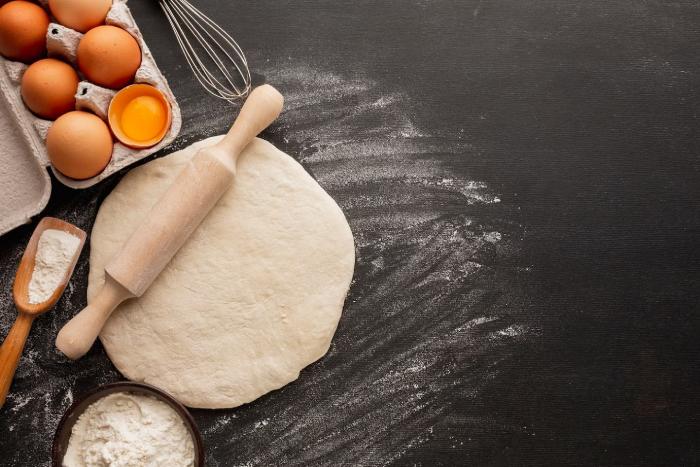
[158, 0, 252, 103]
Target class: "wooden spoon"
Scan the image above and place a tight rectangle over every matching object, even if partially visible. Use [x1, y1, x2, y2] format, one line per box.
[0, 217, 86, 408]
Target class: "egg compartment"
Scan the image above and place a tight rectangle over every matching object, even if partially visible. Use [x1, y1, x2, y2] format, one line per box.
[0, 0, 181, 201]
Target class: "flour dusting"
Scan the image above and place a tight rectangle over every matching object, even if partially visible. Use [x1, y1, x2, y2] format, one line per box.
[185, 61, 532, 466]
[0, 59, 532, 466]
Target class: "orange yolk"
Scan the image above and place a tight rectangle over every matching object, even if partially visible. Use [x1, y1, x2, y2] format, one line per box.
[120, 96, 166, 142]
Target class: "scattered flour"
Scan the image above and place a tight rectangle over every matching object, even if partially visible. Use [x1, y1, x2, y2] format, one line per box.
[63, 392, 194, 467]
[254, 419, 270, 430]
[0, 60, 530, 466]
[492, 324, 530, 339]
[28, 229, 80, 304]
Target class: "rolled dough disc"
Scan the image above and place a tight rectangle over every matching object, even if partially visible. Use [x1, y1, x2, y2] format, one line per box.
[88, 136, 355, 408]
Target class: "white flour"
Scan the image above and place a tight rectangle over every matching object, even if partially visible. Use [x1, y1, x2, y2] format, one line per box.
[28, 229, 80, 304]
[63, 392, 195, 467]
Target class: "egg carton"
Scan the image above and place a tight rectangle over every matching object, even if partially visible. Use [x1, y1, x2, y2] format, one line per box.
[0, 0, 181, 236]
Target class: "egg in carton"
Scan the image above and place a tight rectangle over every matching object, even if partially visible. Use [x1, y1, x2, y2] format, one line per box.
[2, 0, 181, 188]
[0, 0, 181, 235]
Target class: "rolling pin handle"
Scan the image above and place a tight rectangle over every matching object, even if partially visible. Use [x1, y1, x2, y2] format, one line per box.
[215, 84, 284, 157]
[55, 276, 132, 360]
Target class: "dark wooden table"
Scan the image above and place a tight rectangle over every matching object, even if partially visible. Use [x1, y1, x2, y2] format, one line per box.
[1, 1, 699, 465]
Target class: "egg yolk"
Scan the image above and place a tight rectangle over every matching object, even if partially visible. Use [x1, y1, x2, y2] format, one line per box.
[120, 96, 166, 142]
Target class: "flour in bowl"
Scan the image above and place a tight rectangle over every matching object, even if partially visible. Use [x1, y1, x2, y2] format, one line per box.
[63, 392, 195, 467]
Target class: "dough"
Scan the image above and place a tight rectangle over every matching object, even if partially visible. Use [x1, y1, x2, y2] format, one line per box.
[88, 137, 355, 408]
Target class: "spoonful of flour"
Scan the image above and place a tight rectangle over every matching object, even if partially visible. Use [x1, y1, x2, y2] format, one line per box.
[28, 229, 80, 304]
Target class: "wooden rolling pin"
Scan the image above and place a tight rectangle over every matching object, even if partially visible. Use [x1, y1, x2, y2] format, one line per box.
[56, 84, 284, 360]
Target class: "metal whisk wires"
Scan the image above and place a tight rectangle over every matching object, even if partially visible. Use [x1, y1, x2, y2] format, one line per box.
[158, 0, 251, 103]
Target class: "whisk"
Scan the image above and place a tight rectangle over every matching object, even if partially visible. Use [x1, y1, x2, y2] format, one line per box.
[157, 0, 252, 103]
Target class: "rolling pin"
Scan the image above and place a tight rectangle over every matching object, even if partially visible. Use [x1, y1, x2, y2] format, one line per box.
[56, 84, 284, 360]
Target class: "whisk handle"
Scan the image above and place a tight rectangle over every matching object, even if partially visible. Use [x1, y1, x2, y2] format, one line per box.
[215, 85, 284, 158]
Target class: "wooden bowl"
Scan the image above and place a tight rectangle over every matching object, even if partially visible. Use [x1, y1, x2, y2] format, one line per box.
[51, 381, 204, 466]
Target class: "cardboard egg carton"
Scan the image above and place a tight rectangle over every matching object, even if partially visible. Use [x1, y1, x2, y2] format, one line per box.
[0, 0, 181, 236]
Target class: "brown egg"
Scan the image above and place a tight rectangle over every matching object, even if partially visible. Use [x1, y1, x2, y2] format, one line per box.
[48, 0, 112, 33]
[47, 111, 113, 180]
[77, 25, 141, 89]
[0, 1, 49, 62]
[21, 58, 78, 120]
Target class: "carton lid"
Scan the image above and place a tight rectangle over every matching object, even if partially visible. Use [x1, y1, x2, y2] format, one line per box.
[0, 88, 51, 236]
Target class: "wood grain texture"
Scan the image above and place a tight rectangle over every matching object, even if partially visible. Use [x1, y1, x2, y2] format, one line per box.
[1, 0, 699, 466]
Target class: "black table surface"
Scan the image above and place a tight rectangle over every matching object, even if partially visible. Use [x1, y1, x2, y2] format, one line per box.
[2, 1, 699, 465]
